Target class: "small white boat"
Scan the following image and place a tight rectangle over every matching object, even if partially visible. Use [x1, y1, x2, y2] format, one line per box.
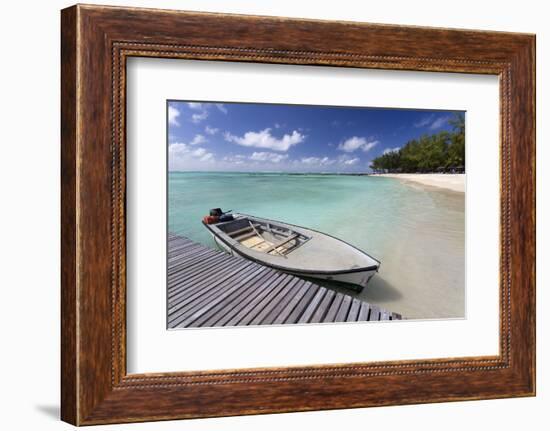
[202, 212, 380, 290]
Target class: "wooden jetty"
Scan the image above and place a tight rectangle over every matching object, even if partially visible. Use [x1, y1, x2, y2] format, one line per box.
[168, 233, 402, 328]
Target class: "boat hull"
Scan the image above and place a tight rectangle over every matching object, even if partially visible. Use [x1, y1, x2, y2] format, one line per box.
[211, 233, 376, 290]
[213, 234, 233, 254]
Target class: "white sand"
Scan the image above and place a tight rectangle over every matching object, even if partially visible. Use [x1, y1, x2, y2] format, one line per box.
[376, 173, 465, 193]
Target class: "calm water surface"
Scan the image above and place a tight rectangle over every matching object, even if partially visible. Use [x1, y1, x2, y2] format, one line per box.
[168, 172, 465, 319]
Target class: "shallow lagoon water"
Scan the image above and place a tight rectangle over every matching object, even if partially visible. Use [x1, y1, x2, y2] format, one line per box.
[168, 172, 465, 319]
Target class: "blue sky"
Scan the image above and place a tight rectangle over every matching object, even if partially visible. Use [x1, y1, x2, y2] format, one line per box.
[168, 101, 462, 173]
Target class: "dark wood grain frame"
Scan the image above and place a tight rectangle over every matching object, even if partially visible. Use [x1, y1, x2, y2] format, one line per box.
[61, 4, 535, 426]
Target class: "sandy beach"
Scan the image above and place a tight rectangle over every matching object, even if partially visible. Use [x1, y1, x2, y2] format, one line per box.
[375, 173, 465, 193]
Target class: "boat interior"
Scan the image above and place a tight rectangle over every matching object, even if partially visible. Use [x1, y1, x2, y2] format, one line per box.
[217, 218, 310, 258]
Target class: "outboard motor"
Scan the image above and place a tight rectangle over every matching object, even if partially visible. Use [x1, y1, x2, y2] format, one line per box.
[219, 213, 234, 222]
[204, 208, 234, 224]
[210, 208, 223, 217]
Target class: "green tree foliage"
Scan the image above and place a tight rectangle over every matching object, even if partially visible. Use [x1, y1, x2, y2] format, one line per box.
[370, 113, 465, 173]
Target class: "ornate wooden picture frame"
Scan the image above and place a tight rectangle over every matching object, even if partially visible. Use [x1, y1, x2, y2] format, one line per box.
[61, 4, 535, 425]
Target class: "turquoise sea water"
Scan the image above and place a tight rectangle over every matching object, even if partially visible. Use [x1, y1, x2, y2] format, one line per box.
[168, 172, 465, 319]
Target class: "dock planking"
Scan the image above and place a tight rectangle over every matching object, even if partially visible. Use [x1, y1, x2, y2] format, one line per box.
[167, 233, 402, 328]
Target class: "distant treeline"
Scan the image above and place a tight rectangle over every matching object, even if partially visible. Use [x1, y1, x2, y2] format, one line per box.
[370, 113, 465, 173]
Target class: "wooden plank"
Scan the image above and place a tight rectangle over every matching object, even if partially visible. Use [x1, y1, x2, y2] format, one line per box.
[260, 278, 306, 325]
[168, 247, 208, 263]
[168, 249, 238, 281]
[168, 245, 217, 264]
[168, 241, 205, 257]
[188, 275, 266, 328]
[334, 295, 352, 322]
[283, 284, 320, 324]
[234, 275, 294, 326]
[168, 240, 214, 258]
[227, 225, 253, 237]
[167, 235, 194, 245]
[170, 249, 227, 270]
[168, 256, 240, 299]
[249, 278, 302, 325]
[177, 267, 267, 327]
[168, 261, 255, 318]
[309, 289, 335, 323]
[168, 244, 215, 262]
[207, 271, 285, 327]
[168, 232, 192, 241]
[169, 261, 259, 319]
[232, 230, 259, 242]
[380, 309, 390, 321]
[169, 248, 228, 275]
[271, 281, 312, 325]
[263, 233, 299, 253]
[346, 298, 362, 322]
[167, 249, 222, 276]
[323, 292, 345, 322]
[168, 235, 206, 248]
[175, 266, 270, 327]
[223, 273, 291, 327]
[190, 267, 275, 327]
[167, 243, 200, 257]
[168, 251, 229, 283]
[368, 304, 381, 321]
[357, 301, 370, 321]
[297, 288, 327, 324]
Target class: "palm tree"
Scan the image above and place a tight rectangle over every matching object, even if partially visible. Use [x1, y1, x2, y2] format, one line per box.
[369, 113, 466, 173]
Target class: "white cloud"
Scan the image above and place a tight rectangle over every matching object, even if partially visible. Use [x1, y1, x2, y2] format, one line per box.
[168, 106, 180, 126]
[298, 155, 361, 168]
[189, 147, 214, 162]
[336, 154, 362, 166]
[190, 134, 207, 145]
[199, 153, 214, 162]
[414, 114, 434, 128]
[383, 147, 401, 154]
[205, 126, 219, 135]
[191, 147, 207, 157]
[191, 110, 208, 123]
[338, 136, 379, 153]
[224, 128, 305, 151]
[185, 102, 209, 123]
[249, 152, 288, 163]
[300, 156, 335, 166]
[169, 142, 214, 165]
[414, 114, 449, 130]
[429, 116, 449, 130]
[174, 102, 228, 125]
[343, 157, 360, 166]
[215, 103, 228, 114]
[223, 154, 247, 165]
[168, 142, 189, 154]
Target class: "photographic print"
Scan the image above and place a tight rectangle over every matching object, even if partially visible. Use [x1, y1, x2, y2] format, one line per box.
[167, 101, 466, 329]
[60, 6, 536, 423]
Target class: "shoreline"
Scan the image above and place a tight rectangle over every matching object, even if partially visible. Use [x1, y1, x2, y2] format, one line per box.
[374, 173, 465, 193]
